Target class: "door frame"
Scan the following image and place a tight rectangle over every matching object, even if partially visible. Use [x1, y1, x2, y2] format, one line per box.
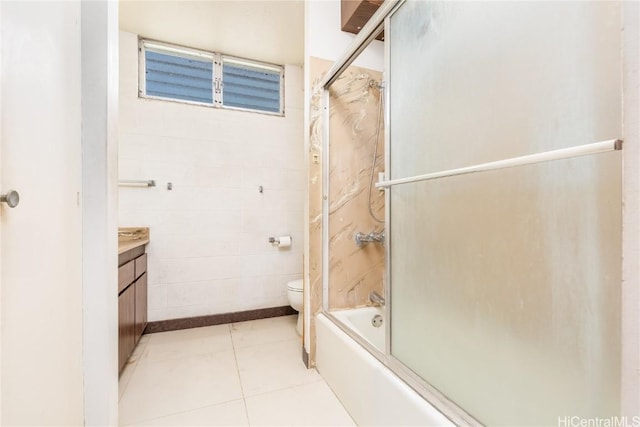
[621, 0, 640, 417]
[80, 1, 120, 424]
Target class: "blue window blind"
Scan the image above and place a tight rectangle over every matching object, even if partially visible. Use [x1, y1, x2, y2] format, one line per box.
[145, 50, 213, 104]
[140, 40, 284, 115]
[222, 61, 281, 113]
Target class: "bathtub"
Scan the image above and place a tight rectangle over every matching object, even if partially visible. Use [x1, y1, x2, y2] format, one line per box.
[330, 306, 385, 350]
[316, 310, 454, 426]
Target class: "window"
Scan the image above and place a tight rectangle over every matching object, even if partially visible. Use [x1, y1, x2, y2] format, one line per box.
[222, 58, 282, 113]
[139, 39, 284, 115]
[143, 44, 214, 104]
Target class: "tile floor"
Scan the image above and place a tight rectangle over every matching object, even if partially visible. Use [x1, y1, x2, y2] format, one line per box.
[118, 315, 355, 426]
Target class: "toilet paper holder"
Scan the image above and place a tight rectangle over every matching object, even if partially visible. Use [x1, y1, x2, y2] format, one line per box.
[269, 236, 292, 247]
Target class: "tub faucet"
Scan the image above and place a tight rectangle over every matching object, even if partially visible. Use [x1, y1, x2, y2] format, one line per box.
[369, 291, 385, 307]
[355, 230, 385, 246]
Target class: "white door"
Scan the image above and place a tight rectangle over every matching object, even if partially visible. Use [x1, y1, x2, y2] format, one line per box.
[0, 3, 2, 420]
[0, 2, 86, 425]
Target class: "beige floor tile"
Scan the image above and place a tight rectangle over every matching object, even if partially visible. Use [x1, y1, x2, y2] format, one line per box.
[119, 317, 352, 427]
[119, 350, 242, 425]
[119, 335, 150, 401]
[141, 324, 232, 363]
[231, 315, 298, 349]
[245, 381, 355, 426]
[130, 399, 249, 426]
[235, 338, 321, 397]
[128, 334, 151, 364]
[119, 361, 138, 402]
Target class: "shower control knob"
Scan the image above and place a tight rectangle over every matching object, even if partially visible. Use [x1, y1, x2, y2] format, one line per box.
[1, 190, 20, 208]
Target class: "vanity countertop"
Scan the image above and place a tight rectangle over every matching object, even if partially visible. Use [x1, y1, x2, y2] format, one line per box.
[118, 227, 150, 254]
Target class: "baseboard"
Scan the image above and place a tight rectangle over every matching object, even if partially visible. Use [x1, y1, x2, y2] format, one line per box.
[144, 305, 297, 334]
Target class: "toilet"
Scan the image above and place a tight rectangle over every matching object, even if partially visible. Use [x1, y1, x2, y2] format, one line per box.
[287, 279, 303, 335]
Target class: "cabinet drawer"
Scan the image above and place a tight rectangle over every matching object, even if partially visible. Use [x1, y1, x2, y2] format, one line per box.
[118, 260, 135, 294]
[135, 253, 147, 280]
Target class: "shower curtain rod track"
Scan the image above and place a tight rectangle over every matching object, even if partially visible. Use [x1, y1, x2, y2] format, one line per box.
[376, 139, 623, 189]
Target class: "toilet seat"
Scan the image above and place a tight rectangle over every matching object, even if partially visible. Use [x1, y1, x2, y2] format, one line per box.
[287, 279, 303, 292]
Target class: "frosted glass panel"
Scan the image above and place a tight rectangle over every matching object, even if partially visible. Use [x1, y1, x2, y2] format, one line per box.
[389, 1, 622, 178]
[388, 1, 622, 424]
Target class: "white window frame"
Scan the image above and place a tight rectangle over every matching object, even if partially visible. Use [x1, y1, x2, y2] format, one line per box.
[138, 38, 285, 116]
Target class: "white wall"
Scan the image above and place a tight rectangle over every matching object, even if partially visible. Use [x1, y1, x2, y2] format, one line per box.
[119, 31, 304, 321]
[305, 0, 384, 71]
[119, 1, 304, 66]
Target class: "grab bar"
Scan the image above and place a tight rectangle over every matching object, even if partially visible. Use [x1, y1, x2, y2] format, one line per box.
[119, 179, 156, 188]
[376, 139, 622, 189]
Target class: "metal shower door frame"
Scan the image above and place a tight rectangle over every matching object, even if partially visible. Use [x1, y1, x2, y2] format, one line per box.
[319, 1, 480, 425]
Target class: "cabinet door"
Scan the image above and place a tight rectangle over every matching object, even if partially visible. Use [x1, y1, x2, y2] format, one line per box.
[118, 260, 135, 294]
[118, 285, 135, 373]
[134, 272, 148, 340]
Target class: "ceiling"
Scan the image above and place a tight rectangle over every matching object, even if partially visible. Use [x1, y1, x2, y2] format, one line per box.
[119, 1, 305, 66]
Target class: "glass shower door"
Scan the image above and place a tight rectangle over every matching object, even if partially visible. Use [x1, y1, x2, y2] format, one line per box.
[387, 1, 623, 424]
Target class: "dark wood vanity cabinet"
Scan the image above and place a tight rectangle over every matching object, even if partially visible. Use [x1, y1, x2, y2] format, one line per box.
[118, 246, 148, 373]
[118, 284, 135, 371]
[134, 263, 147, 339]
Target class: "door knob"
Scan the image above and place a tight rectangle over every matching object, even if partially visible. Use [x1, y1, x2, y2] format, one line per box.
[1, 190, 19, 208]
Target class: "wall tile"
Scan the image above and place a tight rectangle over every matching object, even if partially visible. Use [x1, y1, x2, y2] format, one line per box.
[307, 57, 385, 365]
[155, 256, 243, 284]
[285, 64, 305, 110]
[120, 31, 304, 321]
[148, 308, 167, 322]
[148, 285, 168, 311]
[165, 279, 238, 308]
[149, 234, 240, 259]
